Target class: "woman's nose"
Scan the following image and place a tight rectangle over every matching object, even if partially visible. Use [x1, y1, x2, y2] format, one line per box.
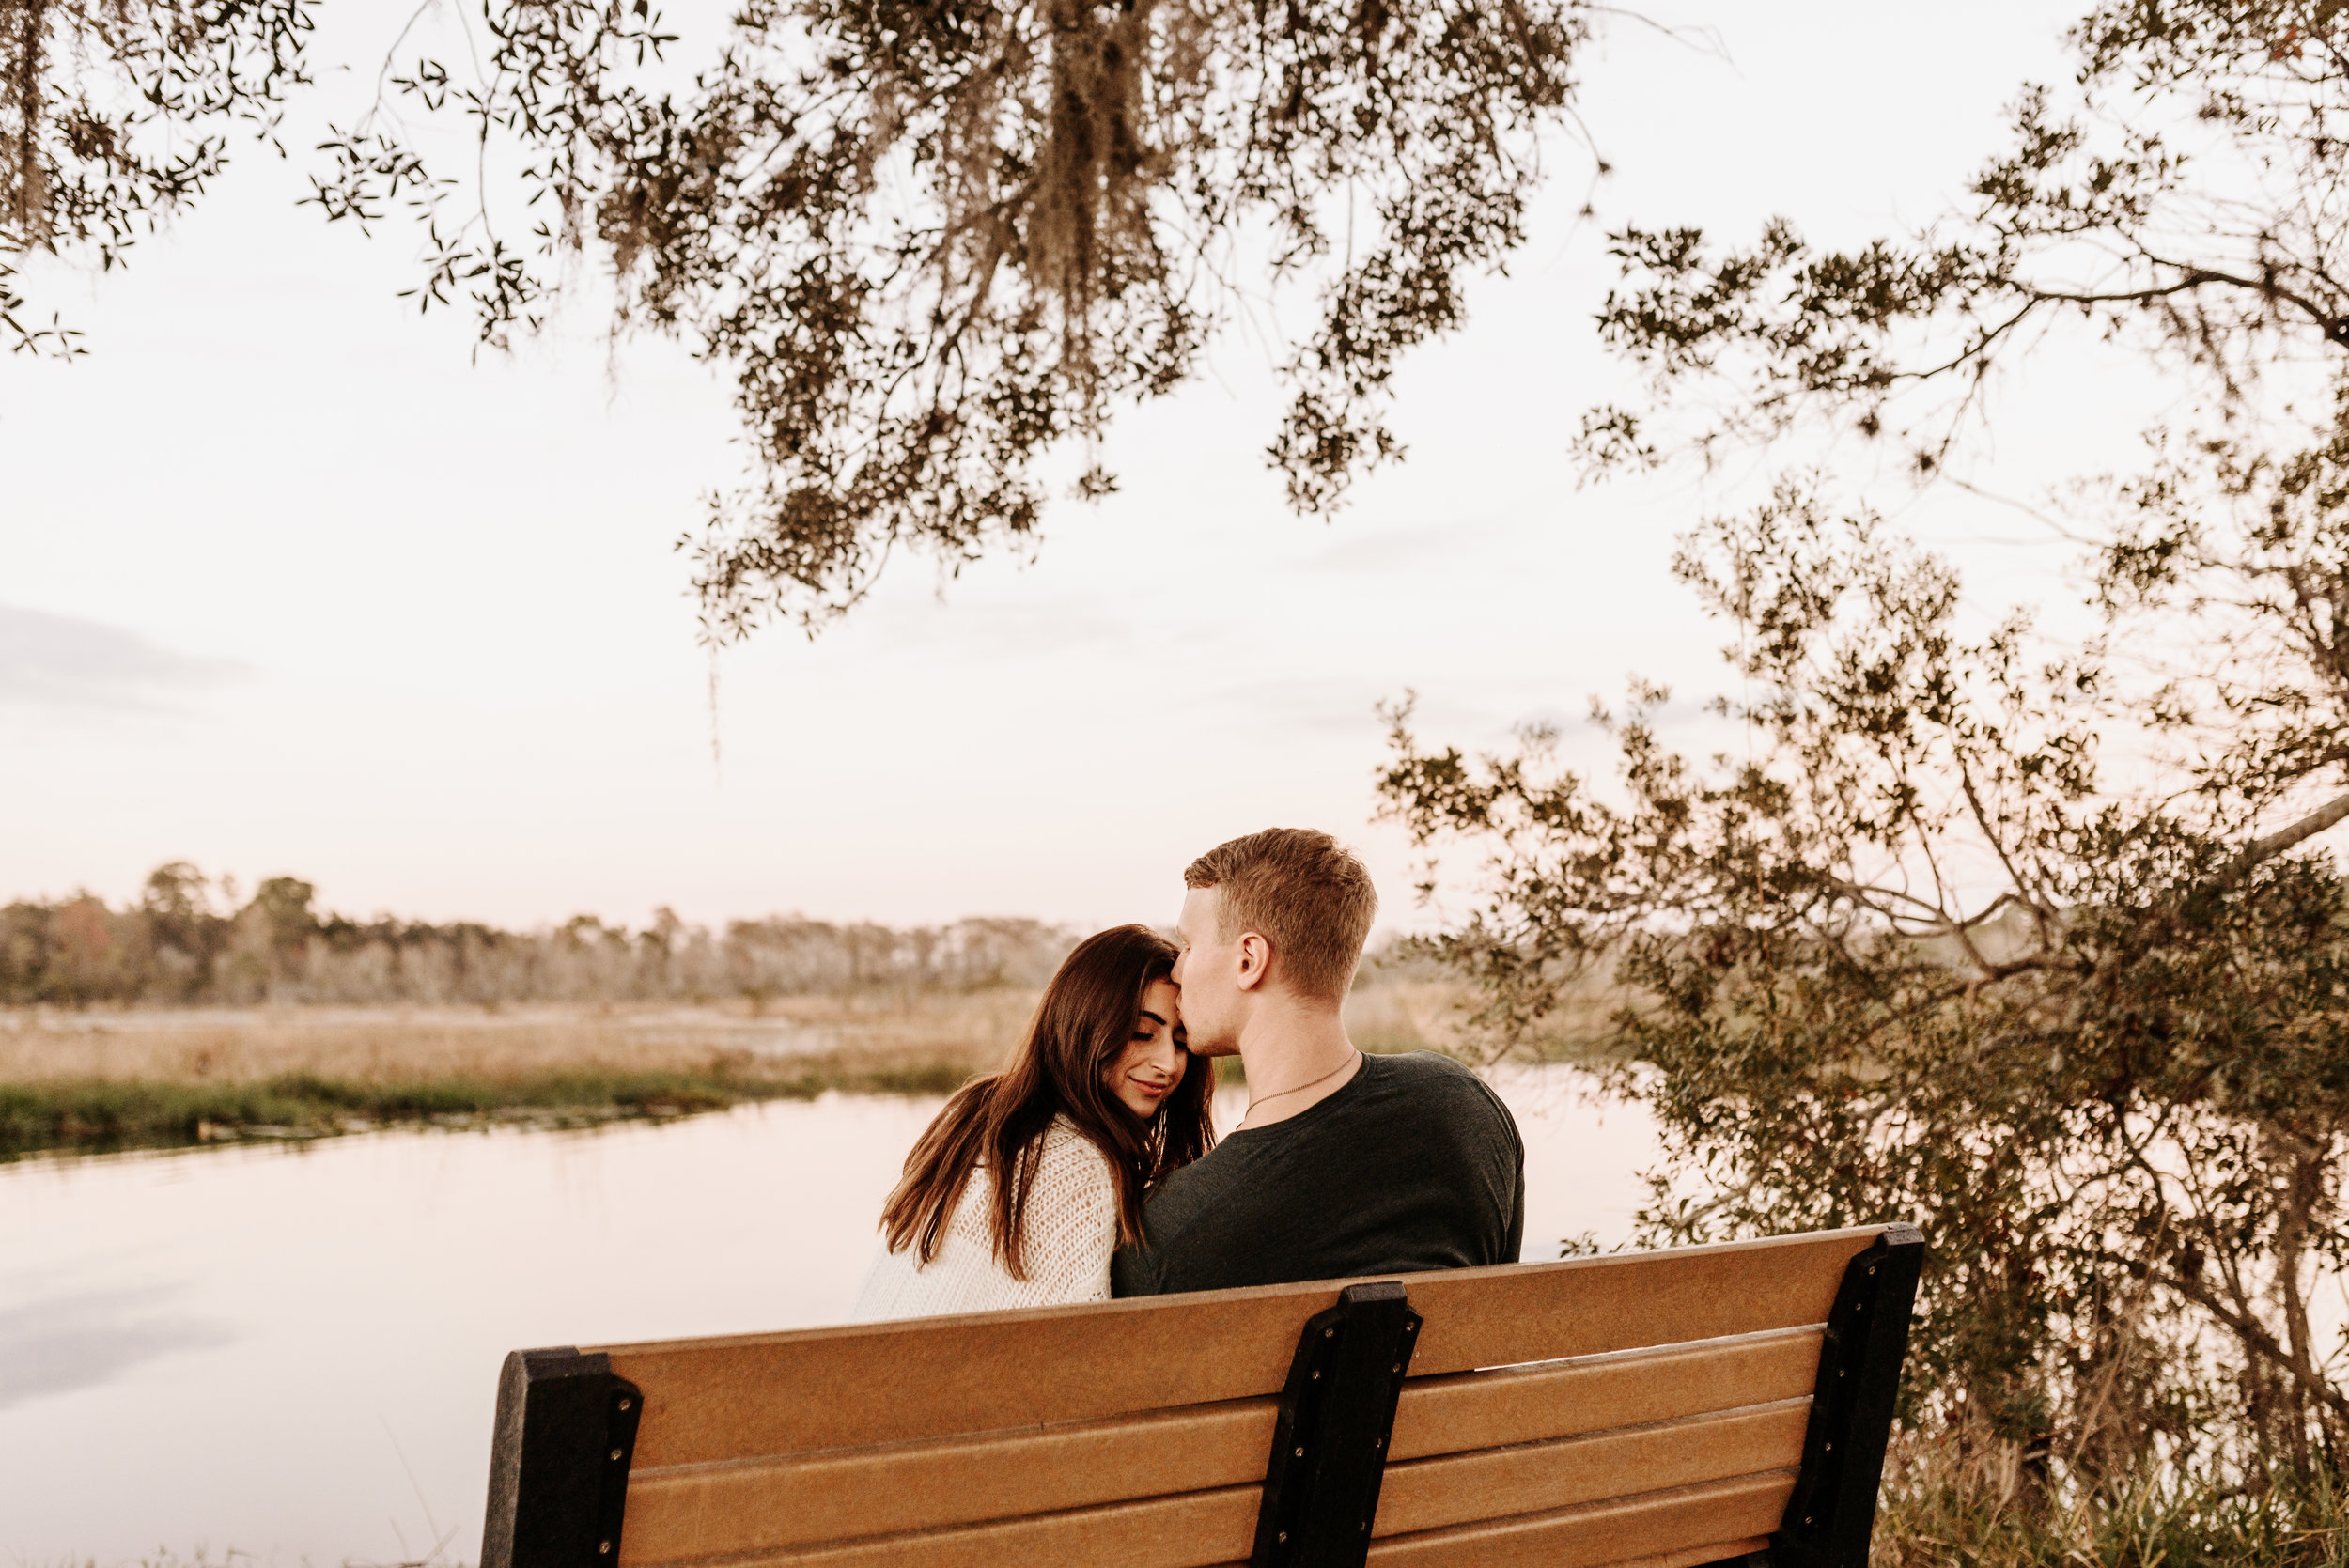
[1152, 1033, 1187, 1078]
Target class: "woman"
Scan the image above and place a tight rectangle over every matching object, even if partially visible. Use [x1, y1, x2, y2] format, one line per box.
[852, 924, 1215, 1318]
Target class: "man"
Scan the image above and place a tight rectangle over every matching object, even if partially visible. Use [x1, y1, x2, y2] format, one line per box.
[1112, 828, 1524, 1296]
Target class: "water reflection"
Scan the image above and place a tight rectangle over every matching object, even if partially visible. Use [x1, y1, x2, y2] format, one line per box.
[0, 1279, 233, 1411]
[0, 1072, 1655, 1566]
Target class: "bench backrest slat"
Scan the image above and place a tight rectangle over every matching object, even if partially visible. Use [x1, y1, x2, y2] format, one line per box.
[623, 1399, 1279, 1560]
[667, 1483, 1260, 1568]
[629, 1457, 1801, 1568]
[1377, 1398, 1809, 1538]
[1366, 1468, 1793, 1567]
[1402, 1229, 1869, 1377]
[1392, 1325, 1821, 1461]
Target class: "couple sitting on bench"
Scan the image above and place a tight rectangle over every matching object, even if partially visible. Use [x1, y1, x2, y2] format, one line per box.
[480, 828, 1925, 1568]
[852, 826, 1525, 1321]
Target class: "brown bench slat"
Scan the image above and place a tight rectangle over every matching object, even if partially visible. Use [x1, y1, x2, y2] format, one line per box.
[1405, 1232, 1873, 1378]
[657, 1482, 1264, 1568]
[620, 1397, 1279, 1561]
[1201, 1539, 1775, 1568]
[618, 1327, 1824, 1559]
[1391, 1326, 1821, 1461]
[1364, 1468, 1797, 1567]
[1376, 1398, 1811, 1537]
[622, 1446, 1800, 1568]
[1584, 1540, 1775, 1568]
[601, 1225, 1883, 1467]
[1206, 1545, 1771, 1568]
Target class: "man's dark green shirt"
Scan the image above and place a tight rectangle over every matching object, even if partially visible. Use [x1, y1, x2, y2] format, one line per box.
[1112, 1050, 1525, 1296]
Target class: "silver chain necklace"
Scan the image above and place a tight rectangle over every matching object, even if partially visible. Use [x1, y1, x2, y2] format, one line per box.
[1237, 1049, 1361, 1130]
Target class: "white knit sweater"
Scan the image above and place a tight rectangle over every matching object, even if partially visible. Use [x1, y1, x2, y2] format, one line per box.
[850, 1116, 1124, 1320]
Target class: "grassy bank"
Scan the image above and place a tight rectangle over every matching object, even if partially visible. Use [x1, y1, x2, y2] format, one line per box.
[0, 1054, 992, 1159]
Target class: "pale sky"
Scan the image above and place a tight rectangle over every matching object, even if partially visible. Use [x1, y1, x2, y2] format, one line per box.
[1, 3, 2123, 932]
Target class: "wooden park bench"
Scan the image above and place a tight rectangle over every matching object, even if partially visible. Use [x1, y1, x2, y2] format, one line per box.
[482, 1221, 1921, 1568]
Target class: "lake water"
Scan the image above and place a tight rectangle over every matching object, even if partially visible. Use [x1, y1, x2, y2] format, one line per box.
[0, 1068, 1660, 1567]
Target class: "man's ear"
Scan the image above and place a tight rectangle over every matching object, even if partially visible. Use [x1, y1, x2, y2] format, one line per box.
[1234, 932, 1271, 992]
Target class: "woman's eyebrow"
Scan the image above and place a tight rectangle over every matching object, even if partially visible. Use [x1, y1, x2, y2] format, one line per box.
[1138, 1009, 1170, 1028]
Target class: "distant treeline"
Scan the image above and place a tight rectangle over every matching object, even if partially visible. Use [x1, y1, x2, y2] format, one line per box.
[2, 863, 1082, 1008]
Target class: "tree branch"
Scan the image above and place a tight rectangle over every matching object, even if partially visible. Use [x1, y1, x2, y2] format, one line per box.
[2230, 789, 2349, 881]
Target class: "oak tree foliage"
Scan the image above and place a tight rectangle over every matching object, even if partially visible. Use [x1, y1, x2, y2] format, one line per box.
[3, 0, 1591, 635]
[0, 0, 313, 353]
[1383, 0, 2349, 1493]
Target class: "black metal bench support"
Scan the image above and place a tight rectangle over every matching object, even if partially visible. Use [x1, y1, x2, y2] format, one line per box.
[481, 1346, 645, 1568]
[1251, 1280, 1423, 1568]
[1772, 1222, 1926, 1568]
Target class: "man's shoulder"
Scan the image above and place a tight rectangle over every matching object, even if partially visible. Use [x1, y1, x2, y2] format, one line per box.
[1367, 1049, 1510, 1104]
[1361, 1051, 1522, 1142]
[1369, 1048, 1481, 1084]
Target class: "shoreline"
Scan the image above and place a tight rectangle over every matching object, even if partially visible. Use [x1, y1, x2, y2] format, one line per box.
[0, 1055, 985, 1161]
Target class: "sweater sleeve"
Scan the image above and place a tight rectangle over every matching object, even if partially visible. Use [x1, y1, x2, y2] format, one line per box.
[1019, 1123, 1123, 1305]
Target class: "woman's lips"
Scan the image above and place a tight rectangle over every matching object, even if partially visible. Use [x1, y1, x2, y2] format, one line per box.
[1130, 1078, 1172, 1098]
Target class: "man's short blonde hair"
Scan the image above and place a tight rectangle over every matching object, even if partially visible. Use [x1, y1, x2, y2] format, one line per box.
[1184, 828, 1378, 1001]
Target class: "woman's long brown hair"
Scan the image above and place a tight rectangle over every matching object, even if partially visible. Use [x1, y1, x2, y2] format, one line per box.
[879, 924, 1216, 1278]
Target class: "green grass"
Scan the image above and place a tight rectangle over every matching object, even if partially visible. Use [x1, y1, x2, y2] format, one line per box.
[0, 1057, 983, 1160]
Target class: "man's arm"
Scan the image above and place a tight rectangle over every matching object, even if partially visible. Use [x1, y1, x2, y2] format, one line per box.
[1502, 1147, 1527, 1265]
[1464, 1069, 1529, 1265]
[1110, 1238, 1162, 1297]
